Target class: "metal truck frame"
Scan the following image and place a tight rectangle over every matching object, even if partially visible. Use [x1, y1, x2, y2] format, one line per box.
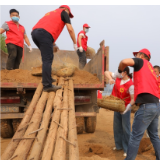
[0, 40, 109, 138]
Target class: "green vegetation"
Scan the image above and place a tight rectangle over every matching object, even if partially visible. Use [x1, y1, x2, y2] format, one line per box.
[0, 34, 8, 53]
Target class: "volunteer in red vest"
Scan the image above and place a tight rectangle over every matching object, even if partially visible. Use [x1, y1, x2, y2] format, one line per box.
[0, 9, 32, 70]
[116, 49, 160, 160]
[105, 67, 134, 157]
[31, 5, 77, 92]
[153, 65, 160, 137]
[77, 23, 90, 69]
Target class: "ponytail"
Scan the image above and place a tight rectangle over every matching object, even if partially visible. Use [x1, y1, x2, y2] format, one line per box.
[123, 67, 133, 79]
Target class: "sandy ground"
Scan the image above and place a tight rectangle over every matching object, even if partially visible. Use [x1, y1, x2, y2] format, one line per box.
[1, 109, 156, 160]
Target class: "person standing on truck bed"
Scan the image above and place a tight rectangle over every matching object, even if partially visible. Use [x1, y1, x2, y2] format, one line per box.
[105, 67, 134, 157]
[117, 48, 160, 160]
[31, 5, 77, 92]
[0, 9, 32, 70]
[77, 23, 90, 69]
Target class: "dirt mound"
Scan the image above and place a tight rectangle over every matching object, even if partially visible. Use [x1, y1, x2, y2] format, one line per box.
[138, 138, 152, 154]
[102, 95, 122, 101]
[0, 69, 101, 84]
[1, 69, 41, 83]
[72, 69, 100, 84]
[80, 155, 110, 160]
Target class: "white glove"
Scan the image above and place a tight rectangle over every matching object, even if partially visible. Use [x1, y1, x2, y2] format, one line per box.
[122, 103, 132, 114]
[114, 70, 123, 79]
[79, 46, 83, 52]
[28, 46, 32, 52]
[73, 44, 77, 51]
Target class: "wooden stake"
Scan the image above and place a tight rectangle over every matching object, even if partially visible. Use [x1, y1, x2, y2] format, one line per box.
[52, 80, 69, 160]
[18, 122, 33, 132]
[11, 90, 49, 160]
[2, 83, 43, 160]
[68, 79, 79, 160]
[13, 138, 38, 141]
[42, 77, 64, 160]
[28, 77, 57, 160]
[28, 128, 43, 135]
[8, 155, 18, 160]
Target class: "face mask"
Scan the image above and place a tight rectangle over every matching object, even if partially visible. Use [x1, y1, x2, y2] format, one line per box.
[12, 16, 19, 22]
[85, 28, 89, 33]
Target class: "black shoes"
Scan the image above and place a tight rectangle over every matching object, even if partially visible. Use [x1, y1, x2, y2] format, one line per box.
[52, 78, 57, 83]
[43, 85, 61, 92]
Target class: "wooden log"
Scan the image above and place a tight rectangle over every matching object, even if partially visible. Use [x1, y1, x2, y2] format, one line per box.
[41, 77, 64, 160]
[68, 79, 79, 160]
[52, 81, 69, 160]
[1, 83, 43, 160]
[11, 90, 49, 160]
[28, 76, 57, 160]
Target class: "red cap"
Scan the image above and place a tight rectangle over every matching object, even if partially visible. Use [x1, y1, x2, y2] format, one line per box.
[83, 23, 90, 28]
[59, 5, 74, 18]
[133, 48, 151, 60]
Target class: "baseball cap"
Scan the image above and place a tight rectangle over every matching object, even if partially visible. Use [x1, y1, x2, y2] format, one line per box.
[133, 48, 151, 60]
[83, 23, 91, 28]
[59, 5, 74, 18]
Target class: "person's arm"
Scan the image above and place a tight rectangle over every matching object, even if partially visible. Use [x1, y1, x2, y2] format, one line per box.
[118, 58, 135, 72]
[24, 34, 32, 52]
[0, 28, 5, 34]
[130, 94, 135, 106]
[104, 71, 115, 84]
[66, 23, 76, 44]
[78, 35, 83, 47]
[24, 34, 31, 46]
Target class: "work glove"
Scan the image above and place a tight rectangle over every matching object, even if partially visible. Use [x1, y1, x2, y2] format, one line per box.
[109, 79, 115, 85]
[122, 103, 132, 114]
[79, 46, 83, 52]
[73, 44, 77, 51]
[114, 70, 123, 79]
[28, 46, 32, 52]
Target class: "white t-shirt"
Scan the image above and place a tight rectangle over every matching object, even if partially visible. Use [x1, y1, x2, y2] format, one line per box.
[112, 73, 134, 95]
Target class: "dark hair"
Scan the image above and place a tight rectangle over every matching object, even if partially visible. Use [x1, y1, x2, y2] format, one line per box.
[123, 67, 133, 79]
[139, 52, 149, 61]
[153, 65, 160, 72]
[10, 9, 19, 15]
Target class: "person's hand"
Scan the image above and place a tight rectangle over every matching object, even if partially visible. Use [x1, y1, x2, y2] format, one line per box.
[114, 70, 123, 79]
[109, 79, 115, 85]
[79, 46, 83, 52]
[122, 103, 132, 114]
[28, 46, 32, 52]
[73, 44, 77, 51]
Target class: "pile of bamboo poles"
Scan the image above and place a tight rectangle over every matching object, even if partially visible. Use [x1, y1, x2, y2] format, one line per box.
[1, 76, 79, 160]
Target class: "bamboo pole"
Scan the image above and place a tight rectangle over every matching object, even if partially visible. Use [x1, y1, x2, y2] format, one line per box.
[68, 79, 79, 160]
[52, 81, 69, 160]
[41, 77, 64, 160]
[28, 77, 57, 160]
[1, 83, 43, 160]
[11, 90, 49, 160]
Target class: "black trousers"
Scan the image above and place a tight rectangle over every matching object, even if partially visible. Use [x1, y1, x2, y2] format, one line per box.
[77, 49, 86, 69]
[31, 28, 54, 89]
[6, 43, 23, 70]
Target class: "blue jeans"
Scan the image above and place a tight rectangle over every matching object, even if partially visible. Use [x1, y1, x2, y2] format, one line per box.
[114, 110, 131, 153]
[125, 103, 160, 160]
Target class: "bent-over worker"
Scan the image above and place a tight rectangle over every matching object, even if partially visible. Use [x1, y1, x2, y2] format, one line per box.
[31, 5, 77, 92]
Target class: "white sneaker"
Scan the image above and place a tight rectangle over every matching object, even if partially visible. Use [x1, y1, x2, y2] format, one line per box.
[123, 153, 127, 157]
[113, 147, 117, 151]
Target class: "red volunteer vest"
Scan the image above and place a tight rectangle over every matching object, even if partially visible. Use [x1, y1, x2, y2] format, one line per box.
[5, 21, 25, 48]
[32, 8, 65, 42]
[157, 76, 160, 99]
[97, 90, 102, 99]
[111, 78, 133, 107]
[77, 30, 88, 51]
[134, 59, 159, 101]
